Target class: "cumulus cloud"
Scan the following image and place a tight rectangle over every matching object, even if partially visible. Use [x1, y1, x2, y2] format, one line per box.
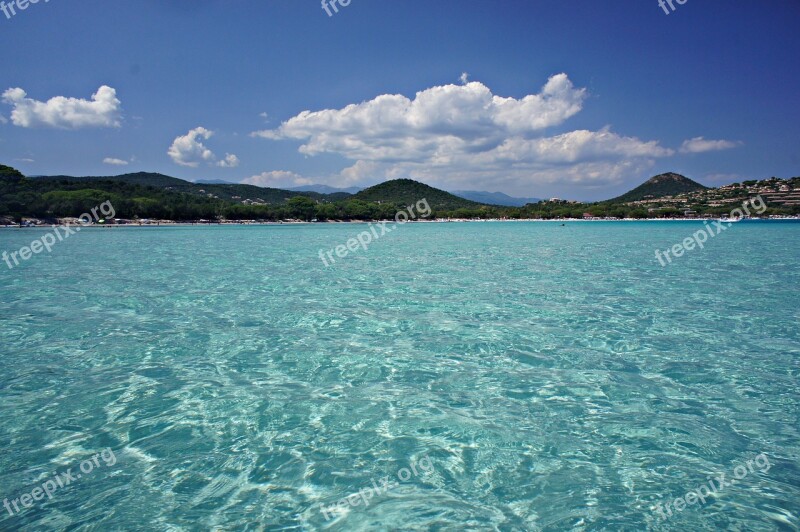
[1, 86, 122, 129]
[478, 127, 673, 165]
[252, 74, 675, 193]
[242, 170, 313, 188]
[253, 74, 587, 160]
[168, 127, 239, 168]
[103, 157, 129, 166]
[216, 153, 240, 168]
[680, 137, 742, 153]
[168, 127, 215, 167]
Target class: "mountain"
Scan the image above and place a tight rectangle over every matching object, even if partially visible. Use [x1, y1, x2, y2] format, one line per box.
[289, 184, 362, 195]
[194, 179, 231, 185]
[609, 172, 708, 203]
[354, 179, 483, 210]
[452, 190, 541, 207]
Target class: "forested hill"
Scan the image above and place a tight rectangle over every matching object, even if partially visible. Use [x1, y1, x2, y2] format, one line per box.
[33, 172, 337, 204]
[607, 172, 708, 203]
[354, 179, 482, 210]
[0, 164, 24, 180]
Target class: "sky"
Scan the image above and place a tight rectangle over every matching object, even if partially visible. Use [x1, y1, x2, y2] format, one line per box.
[0, 0, 799, 201]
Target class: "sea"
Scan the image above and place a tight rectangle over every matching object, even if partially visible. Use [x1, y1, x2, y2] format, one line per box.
[1, 221, 798, 531]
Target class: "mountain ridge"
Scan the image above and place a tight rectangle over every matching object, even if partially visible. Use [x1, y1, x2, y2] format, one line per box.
[452, 190, 542, 207]
[289, 184, 363, 195]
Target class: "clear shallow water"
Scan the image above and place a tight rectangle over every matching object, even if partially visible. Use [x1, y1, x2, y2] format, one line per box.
[0, 221, 798, 531]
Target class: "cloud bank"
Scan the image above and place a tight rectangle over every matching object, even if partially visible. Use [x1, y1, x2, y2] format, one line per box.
[252, 74, 674, 192]
[243, 170, 312, 189]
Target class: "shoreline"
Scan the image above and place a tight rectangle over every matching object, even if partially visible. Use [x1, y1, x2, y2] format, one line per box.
[2, 217, 800, 229]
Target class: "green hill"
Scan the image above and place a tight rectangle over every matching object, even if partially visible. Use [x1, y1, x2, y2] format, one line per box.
[354, 179, 482, 210]
[0, 164, 25, 180]
[34, 172, 333, 204]
[36, 171, 190, 188]
[608, 172, 708, 203]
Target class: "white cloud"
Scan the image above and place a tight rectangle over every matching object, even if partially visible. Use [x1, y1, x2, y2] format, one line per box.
[168, 127, 215, 167]
[253, 74, 587, 160]
[338, 160, 382, 186]
[479, 127, 673, 165]
[680, 137, 742, 153]
[1, 85, 121, 129]
[216, 153, 240, 168]
[0, 114, 7, 124]
[242, 170, 313, 188]
[103, 157, 129, 166]
[320, 157, 658, 192]
[460, 72, 469, 85]
[167, 127, 239, 168]
[251, 74, 675, 194]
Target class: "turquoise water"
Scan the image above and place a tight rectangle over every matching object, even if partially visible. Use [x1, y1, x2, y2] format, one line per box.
[1, 221, 798, 531]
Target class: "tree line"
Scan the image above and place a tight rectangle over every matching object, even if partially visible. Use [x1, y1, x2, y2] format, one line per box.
[1, 176, 798, 222]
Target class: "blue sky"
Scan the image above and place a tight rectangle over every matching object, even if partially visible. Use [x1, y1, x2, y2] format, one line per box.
[1, 0, 798, 200]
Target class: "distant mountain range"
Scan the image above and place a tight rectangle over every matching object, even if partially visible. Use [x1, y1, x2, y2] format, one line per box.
[452, 190, 542, 207]
[289, 184, 363, 194]
[4, 164, 797, 221]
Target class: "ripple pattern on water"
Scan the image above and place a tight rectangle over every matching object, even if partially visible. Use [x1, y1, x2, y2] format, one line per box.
[0, 222, 798, 530]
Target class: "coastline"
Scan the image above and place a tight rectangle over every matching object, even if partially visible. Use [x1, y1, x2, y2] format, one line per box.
[2, 216, 799, 229]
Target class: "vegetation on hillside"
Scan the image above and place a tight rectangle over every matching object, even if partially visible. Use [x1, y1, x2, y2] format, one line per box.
[1, 165, 798, 222]
[354, 179, 482, 210]
[608, 172, 708, 203]
[0, 164, 24, 180]
[35, 172, 334, 204]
